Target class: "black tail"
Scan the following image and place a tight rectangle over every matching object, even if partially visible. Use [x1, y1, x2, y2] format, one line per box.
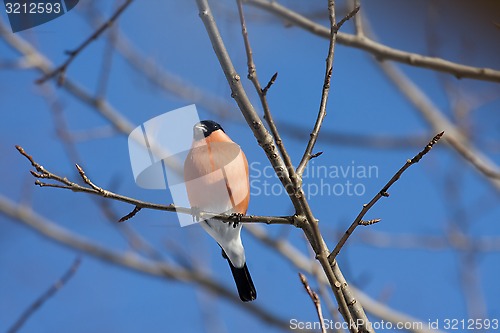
[226, 260, 257, 302]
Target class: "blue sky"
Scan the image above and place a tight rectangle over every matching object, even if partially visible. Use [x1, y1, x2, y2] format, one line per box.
[1, 1, 499, 332]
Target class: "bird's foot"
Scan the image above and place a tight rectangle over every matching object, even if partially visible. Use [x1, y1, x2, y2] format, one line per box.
[190, 207, 202, 223]
[229, 213, 244, 228]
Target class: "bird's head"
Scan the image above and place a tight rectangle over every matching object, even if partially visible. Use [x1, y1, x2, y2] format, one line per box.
[193, 120, 225, 140]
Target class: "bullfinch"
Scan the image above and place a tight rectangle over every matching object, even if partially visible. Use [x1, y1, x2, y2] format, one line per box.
[183, 120, 256, 302]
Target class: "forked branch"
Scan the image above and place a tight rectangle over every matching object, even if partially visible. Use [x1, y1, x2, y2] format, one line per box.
[329, 131, 445, 263]
[36, 0, 134, 85]
[15, 145, 293, 226]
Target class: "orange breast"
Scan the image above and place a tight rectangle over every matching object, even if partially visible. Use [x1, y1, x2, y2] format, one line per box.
[184, 131, 249, 215]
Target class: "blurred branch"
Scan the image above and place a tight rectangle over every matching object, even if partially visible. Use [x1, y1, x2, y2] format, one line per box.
[0, 195, 298, 332]
[80, 3, 438, 155]
[38, 88, 167, 262]
[0, 18, 134, 135]
[247, 1, 500, 189]
[378, 61, 500, 190]
[110, 27, 235, 119]
[458, 251, 487, 321]
[328, 131, 444, 263]
[245, 224, 446, 333]
[244, 0, 500, 83]
[299, 273, 327, 333]
[279, 121, 431, 150]
[36, 0, 133, 85]
[7, 257, 82, 333]
[95, 18, 117, 98]
[356, 230, 500, 252]
[15, 145, 293, 225]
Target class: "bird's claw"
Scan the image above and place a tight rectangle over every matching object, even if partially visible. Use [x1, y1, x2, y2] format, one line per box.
[190, 207, 202, 223]
[230, 213, 244, 228]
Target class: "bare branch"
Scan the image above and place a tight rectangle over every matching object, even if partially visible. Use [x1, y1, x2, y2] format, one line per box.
[118, 205, 142, 223]
[195, 0, 305, 215]
[92, 13, 235, 119]
[299, 273, 327, 333]
[328, 131, 444, 263]
[7, 257, 82, 333]
[351, 0, 364, 35]
[16, 145, 292, 225]
[0, 18, 135, 135]
[244, 0, 500, 83]
[0, 195, 294, 331]
[378, 61, 500, 189]
[295, 0, 339, 177]
[356, 230, 500, 252]
[236, 0, 300, 211]
[36, 0, 134, 85]
[262, 71, 278, 95]
[246, 224, 446, 333]
[195, 1, 373, 331]
[359, 219, 381, 226]
[333, 5, 360, 34]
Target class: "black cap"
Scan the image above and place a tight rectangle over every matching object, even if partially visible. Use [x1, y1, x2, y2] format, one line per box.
[193, 120, 224, 139]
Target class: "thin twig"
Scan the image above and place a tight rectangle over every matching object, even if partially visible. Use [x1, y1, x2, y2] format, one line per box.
[245, 224, 446, 333]
[262, 72, 278, 95]
[7, 257, 82, 333]
[118, 205, 142, 222]
[359, 219, 381, 226]
[236, 0, 300, 208]
[296, 0, 352, 177]
[15, 145, 292, 225]
[245, 0, 500, 83]
[36, 0, 133, 85]
[299, 273, 327, 333]
[328, 131, 445, 263]
[295, 0, 335, 281]
[333, 6, 360, 34]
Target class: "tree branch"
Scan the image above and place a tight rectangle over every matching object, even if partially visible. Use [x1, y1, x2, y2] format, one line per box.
[0, 195, 299, 332]
[236, 0, 299, 205]
[299, 273, 327, 333]
[377, 61, 500, 190]
[295, 0, 339, 177]
[244, 0, 500, 83]
[195, 1, 373, 331]
[245, 224, 445, 333]
[328, 131, 444, 263]
[7, 257, 82, 333]
[0, 18, 135, 135]
[36, 0, 134, 85]
[15, 145, 293, 225]
[195, 0, 305, 215]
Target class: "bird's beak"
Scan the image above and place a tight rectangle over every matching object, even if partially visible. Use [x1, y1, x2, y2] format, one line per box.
[193, 123, 207, 141]
[194, 123, 207, 132]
